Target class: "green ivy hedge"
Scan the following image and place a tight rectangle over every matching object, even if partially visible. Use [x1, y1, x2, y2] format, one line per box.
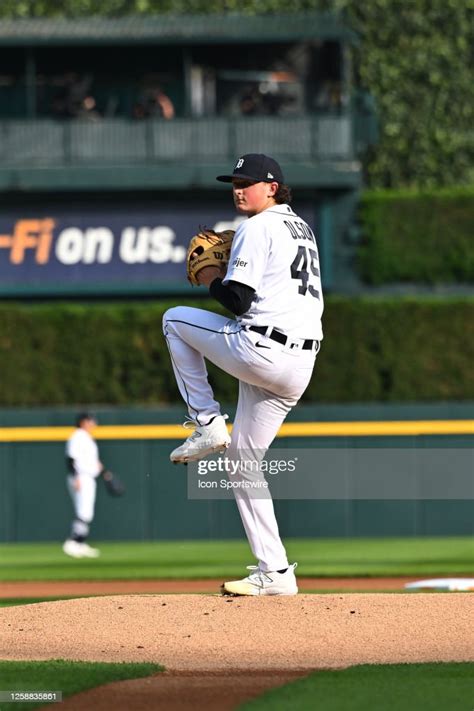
[358, 188, 474, 284]
[0, 297, 472, 406]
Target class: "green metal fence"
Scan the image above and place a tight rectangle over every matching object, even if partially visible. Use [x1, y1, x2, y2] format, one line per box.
[0, 116, 354, 166]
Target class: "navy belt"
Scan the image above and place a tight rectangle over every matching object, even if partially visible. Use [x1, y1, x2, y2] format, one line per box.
[249, 326, 318, 350]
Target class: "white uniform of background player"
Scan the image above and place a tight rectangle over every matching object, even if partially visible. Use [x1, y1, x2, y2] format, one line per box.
[163, 154, 323, 595]
[63, 412, 102, 558]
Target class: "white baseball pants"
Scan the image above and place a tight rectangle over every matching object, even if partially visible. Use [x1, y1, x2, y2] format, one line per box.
[163, 306, 318, 572]
[67, 474, 97, 524]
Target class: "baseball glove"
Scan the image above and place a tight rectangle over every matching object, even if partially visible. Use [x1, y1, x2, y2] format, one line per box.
[186, 228, 235, 286]
[101, 469, 125, 497]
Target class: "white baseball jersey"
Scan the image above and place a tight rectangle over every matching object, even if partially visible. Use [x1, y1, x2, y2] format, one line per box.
[223, 204, 324, 340]
[66, 429, 101, 478]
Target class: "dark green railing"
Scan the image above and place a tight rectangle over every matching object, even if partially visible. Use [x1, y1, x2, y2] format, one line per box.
[0, 115, 354, 166]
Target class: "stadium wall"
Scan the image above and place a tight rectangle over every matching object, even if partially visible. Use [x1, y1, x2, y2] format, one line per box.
[0, 403, 472, 542]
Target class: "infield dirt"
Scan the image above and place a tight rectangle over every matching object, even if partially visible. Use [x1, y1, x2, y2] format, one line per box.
[0, 592, 473, 710]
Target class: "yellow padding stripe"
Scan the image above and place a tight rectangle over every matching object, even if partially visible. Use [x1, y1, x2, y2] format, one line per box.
[0, 420, 472, 442]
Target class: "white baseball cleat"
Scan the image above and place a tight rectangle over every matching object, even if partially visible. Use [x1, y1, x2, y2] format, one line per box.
[78, 543, 100, 558]
[170, 415, 231, 463]
[221, 563, 298, 596]
[62, 539, 85, 558]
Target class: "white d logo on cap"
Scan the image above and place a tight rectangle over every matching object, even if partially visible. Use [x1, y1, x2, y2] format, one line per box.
[235, 158, 245, 169]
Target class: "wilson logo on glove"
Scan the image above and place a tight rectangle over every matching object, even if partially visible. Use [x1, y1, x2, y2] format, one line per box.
[186, 228, 235, 286]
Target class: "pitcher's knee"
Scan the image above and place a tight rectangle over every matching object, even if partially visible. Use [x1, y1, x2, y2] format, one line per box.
[162, 306, 183, 334]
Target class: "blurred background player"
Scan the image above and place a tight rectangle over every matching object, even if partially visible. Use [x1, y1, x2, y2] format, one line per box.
[62, 412, 103, 558]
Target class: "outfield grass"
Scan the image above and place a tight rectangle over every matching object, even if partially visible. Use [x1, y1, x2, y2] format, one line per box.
[0, 537, 472, 581]
[0, 661, 471, 711]
[238, 663, 474, 711]
[0, 598, 72, 608]
[0, 660, 162, 711]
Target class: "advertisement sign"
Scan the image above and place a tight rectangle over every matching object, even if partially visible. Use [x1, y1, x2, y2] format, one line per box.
[0, 202, 316, 296]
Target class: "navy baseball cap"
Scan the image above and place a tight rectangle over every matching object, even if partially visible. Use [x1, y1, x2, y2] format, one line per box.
[75, 411, 97, 426]
[216, 154, 284, 184]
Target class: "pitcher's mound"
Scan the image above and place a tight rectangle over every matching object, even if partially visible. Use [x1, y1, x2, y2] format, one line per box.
[1, 593, 472, 671]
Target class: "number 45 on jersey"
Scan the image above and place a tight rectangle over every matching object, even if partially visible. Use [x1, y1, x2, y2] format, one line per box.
[291, 245, 320, 299]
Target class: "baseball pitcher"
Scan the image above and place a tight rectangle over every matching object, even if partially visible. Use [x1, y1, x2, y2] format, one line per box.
[163, 154, 323, 595]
